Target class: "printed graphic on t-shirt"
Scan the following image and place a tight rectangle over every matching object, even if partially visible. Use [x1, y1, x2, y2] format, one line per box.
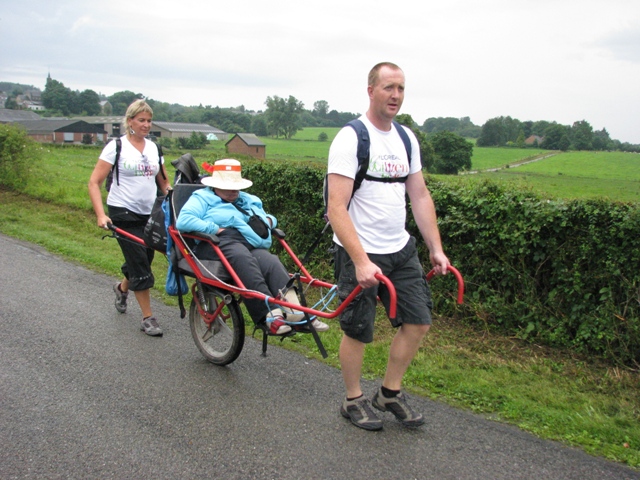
[123, 155, 155, 178]
[369, 154, 409, 178]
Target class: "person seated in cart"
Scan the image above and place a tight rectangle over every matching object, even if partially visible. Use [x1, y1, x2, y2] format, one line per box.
[175, 159, 329, 335]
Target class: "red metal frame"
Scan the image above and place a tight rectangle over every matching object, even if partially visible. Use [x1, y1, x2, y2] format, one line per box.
[167, 226, 398, 320]
[107, 223, 464, 324]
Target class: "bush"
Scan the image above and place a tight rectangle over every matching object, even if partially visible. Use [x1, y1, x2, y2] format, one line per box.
[243, 161, 640, 366]
[176, 132, 208, 150]
[158, 136, 173, 149]
[0, 124, 39, 190]
[427, 180, 640, 365]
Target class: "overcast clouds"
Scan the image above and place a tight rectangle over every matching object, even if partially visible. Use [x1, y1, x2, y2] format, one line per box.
[2, 0, 639, 143]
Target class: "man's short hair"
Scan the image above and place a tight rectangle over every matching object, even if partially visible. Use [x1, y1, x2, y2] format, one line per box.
[368, 62, 402, 87]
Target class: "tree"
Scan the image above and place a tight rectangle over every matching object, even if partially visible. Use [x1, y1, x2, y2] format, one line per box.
[429, 131, 473, 174]
[264, 95, 304, 138]
[592, 128, 613, 151]
[312, 100, 329, 118]
[476, 116, 522, 146]
[78, 89, 101, 115]
[250, 115, 268, 136]
[4, 96, 19, 109]
[395, 113, 418, 129]
[396, 114, 432, 170]
[422, 116, 460, 133]
[531, 120, 551, 136]
[42, 77, 74, 115]
[570, 120, 593, 151]
[422, 116, 481, 138]
[542, 123, 570, 151]
[476, 117, 504, 146]
[108, 91, 144, 115]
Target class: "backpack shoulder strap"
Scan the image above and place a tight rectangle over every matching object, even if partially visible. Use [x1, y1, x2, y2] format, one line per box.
[392, 120, 412, 162]
[155, 142, 167, 180]
[112, 137, 122, 187]
[345, 119, 370, 194]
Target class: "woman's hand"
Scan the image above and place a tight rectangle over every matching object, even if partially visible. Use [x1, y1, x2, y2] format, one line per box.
[97, 214, 112, 230]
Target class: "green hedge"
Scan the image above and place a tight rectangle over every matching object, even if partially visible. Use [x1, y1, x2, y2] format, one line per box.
[243, 161, 640, 366]
[0, 124, 38, 190]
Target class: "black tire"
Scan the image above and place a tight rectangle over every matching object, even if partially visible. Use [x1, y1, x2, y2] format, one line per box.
[189, 287, 245, 366]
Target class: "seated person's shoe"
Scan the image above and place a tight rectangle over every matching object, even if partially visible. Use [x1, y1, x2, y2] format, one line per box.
[311, 319, 329, 332]
[267, 315, 291, 335]
[291, 317, 329, 332]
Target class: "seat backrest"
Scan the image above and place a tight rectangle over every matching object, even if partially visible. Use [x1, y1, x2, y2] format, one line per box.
[170, 183, 205, 225]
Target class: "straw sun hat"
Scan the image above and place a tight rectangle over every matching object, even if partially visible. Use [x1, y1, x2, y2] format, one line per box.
[201, 159, 253, 190]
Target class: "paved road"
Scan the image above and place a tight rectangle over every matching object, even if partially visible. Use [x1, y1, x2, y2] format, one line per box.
[1, 233, 638, 480]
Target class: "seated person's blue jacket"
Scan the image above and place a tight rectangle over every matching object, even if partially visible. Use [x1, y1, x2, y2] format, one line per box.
[176, 187, 277, 249]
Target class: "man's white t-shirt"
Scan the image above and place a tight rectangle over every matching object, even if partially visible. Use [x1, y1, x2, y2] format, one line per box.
[99, 136, 163, 215]
[327, 116, 422, 254]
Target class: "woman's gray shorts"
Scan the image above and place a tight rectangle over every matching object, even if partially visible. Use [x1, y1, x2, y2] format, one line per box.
[333, 236, 433, 343]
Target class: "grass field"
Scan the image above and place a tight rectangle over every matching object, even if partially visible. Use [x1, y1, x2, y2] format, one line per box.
[469, 147, 550, 171]
[31, 132, 640, 208]
[514, 151, 640, 181]
[290, 127, 340, 142]
[458, 151, 640, 202]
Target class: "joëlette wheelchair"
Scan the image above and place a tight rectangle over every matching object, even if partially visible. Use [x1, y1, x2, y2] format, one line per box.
[108, 182, 464, 367]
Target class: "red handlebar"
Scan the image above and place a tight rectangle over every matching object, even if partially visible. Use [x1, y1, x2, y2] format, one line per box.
[426, 265, 464, 304]
[375, 273, 397, 320]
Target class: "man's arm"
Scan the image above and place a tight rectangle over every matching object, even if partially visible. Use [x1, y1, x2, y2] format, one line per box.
[326, 173, 382, 288]
[405, 172, 450, 275]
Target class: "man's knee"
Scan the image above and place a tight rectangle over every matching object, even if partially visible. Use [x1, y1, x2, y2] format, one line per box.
[401, 323, 430, 338]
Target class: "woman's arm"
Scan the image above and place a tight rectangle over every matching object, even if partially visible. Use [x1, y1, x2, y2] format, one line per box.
[87, 159, 113, 229]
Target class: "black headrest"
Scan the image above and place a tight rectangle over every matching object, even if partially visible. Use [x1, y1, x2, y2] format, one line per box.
[171, 184, 206, 218]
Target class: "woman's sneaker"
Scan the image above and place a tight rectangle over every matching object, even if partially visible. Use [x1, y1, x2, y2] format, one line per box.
[113, 283, 128, 313]
[141, 316, 163, 336]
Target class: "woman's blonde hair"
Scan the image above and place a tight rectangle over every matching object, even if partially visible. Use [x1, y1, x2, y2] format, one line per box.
[122, 99, 153, 135]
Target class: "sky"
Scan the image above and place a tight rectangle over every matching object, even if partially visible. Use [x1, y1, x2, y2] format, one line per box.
[2, 0, 640, 143]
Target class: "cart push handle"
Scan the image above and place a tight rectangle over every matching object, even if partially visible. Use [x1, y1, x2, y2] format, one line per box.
[363, 267, 463, 324]
[426, 265, 464, 304]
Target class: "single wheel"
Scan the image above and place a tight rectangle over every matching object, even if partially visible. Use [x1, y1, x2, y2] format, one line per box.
[190, 287, 245, 366]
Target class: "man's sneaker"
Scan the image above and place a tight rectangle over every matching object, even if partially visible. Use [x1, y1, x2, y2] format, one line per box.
[113, 283, 128, 313]
[141, 317, 163, 336]
[340, 396, 383, 431]
[371, 388, 425, 427]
